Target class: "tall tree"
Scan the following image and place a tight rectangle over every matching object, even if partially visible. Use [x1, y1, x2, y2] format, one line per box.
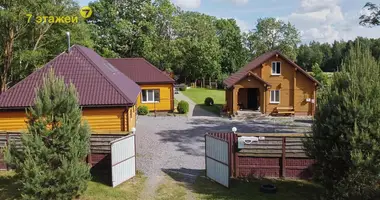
[215, 18, 248, 74]
[88, 0, 153, 57]
[141, 0, 180, 71]
[305, 43, 380, 199]
[173, 12, 221, 82]
[0, 0, 93, 91]
[246, 18, 301, 60]
[5, 70, 91, 199]
[360, 2, 380, 27]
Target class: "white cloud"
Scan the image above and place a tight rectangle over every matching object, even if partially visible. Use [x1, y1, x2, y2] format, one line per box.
[283, 0, 380, 43]
[172, 0, 201, 9]
[235, 18, 251, 32]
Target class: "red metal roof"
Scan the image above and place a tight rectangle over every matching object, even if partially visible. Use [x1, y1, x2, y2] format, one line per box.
[224, 50, 320, 88]
[106, 58, 175, 84]
[0, 45, 141, 109]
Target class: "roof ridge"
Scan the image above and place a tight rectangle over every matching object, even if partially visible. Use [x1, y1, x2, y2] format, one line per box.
[140, 58, 175, 82]
[0, 51, 66, 98]
[74, 46, 134, 104]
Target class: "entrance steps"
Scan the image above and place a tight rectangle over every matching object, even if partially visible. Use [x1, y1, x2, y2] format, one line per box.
[233, 110, 264, 120]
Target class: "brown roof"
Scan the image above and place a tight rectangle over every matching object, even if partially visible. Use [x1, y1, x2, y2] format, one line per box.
[224, 50, 320, 88]
[106, 58, 175, 84]
[0, 45, 141, 109]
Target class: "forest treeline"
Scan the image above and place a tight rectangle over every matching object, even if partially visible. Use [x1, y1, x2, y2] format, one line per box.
[1, 0, 379, 91]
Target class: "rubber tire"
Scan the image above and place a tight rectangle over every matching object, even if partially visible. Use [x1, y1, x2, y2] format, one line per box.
[260, 184, 277, 194]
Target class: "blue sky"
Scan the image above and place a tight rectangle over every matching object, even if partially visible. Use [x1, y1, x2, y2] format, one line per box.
[78, 0, 380, 43]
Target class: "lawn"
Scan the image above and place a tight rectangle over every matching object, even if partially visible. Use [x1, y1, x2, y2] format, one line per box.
[0, 170, 147, 200]
[157, 171, 323, 200]
[181, 88, 225, 115]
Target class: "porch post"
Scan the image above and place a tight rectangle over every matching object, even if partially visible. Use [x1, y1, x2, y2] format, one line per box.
[263, 87, 266, 114]
[232, 87, 238, 114]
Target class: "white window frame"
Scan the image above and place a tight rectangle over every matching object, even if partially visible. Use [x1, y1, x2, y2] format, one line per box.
[271, 61, 281, 75]
[141, 89, 160, 103]
[270, 90, 280, 104]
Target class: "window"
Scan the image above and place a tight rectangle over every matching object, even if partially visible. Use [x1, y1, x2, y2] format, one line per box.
[271, 61, 281, 75]
[270, 90, 280, 103]
[142, 89, 160, 103]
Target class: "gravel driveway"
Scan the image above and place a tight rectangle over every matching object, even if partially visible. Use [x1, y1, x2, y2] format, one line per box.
[135, 114, 312, 198]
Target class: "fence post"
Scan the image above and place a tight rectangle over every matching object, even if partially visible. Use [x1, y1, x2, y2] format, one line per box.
[281, 137, 286, 178]
[87, 149, 93, 167]
[5, 133, 9, 171]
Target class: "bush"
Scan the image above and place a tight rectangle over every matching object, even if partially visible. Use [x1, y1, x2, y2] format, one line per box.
[179, 84, 187, 91]
[5, 70, 91, 199]
[204, 97, 214, 106]
[177, 100, 189, 114]
[304, 43, 380, 200]
[137, 105, 149, 115]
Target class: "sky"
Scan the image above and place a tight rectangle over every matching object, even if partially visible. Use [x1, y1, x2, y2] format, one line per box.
[78, 0, 380, 44]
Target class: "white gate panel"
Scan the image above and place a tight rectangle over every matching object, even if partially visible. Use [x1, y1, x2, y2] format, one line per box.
[205, 135, 230, 188]
[111, 134, 136, 187]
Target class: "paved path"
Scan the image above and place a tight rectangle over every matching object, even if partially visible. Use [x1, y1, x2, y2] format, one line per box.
[174, 92, 217, 117]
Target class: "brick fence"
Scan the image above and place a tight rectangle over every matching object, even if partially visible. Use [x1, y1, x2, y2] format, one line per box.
[207, 132, 314, 179]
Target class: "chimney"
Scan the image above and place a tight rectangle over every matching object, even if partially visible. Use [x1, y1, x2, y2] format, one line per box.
[66, 32, 70, 53]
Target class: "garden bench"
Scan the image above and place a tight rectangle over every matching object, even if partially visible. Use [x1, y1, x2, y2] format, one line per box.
[275, 106, 295, 116]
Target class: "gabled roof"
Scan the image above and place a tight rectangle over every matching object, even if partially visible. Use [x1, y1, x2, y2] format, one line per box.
[224, 50, 320, 88]
[106, 58, 175, 84]
[245, 71, 272, 87]
[0, 45, 141, 109]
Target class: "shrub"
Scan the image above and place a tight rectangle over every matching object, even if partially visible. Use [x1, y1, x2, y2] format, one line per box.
[4, 70, 91, 199]
[304, 43, 380, 200]
[137, 105, 149, 115]
[177, 100, 189, 114]
[204, 97, 214, 106]
[179, 84, 187, 91]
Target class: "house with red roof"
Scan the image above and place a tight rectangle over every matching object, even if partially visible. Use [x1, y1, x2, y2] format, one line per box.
[0, 45, 140, 133]
[107, 58, 175, 112]
[224, 50, 320, 116]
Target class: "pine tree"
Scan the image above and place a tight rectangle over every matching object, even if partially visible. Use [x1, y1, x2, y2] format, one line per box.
[305, 43, 380, 199]
[311, 63, 328, 85]
[5, 70, 91, 200]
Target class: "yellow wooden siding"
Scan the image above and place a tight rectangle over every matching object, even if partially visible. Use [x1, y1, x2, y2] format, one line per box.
[295, 72, 315, 114]
[137, 84, 173, 111]
[0, 107, 135, 133]
[259, 55, 315, 115]
[82, 107, 125, 133]
[0, 111, 28, 132]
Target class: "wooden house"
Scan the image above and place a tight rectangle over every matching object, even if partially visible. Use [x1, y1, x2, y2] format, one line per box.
[0, 45, 141, 133]
[107, 58, 175, 112]
[224, 50, 320, 116]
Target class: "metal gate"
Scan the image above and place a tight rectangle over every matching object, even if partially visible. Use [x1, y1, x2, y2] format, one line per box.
[110, 134, 136, 187]
[205, 134, 230, 188]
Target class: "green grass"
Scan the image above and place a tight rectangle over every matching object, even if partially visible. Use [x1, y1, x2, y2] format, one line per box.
[181, 88, 225, 115]
[0, 170, 147, 200]
[192, 176, 323, 200]
[155, 175, 188, 200]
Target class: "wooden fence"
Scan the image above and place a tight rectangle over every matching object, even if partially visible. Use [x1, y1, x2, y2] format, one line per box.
[0, 132, 130, 171]
[207, 132, 315, 179]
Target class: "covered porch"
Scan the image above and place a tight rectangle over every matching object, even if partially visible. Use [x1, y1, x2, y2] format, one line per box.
[225, 72, 271, 115]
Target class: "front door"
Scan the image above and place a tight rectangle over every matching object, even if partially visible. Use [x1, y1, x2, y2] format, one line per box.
[247, 88, 258, 110]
